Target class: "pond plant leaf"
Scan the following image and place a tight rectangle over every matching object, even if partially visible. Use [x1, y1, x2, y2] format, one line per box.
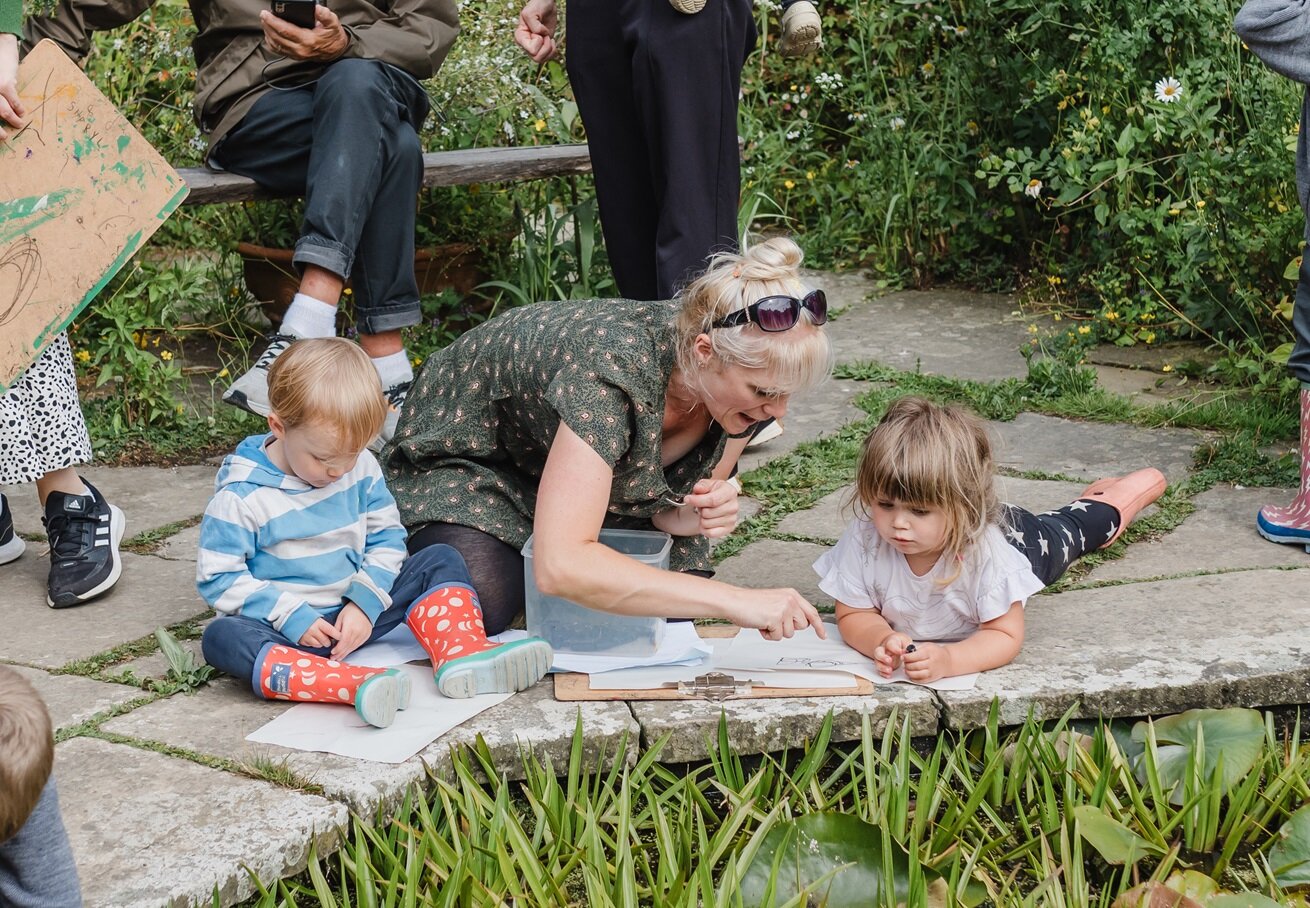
[1269, 804, 1310, 890]
[1073, 805, 1160, 865]
[1208, 895, 1287, 908]
[1112, 881, 1205, 908]
[1131, 708, 1264, 806]
[739, 812, 979, 908]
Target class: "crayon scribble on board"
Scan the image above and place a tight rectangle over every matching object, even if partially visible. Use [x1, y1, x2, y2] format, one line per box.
[0, 39, 187, 390]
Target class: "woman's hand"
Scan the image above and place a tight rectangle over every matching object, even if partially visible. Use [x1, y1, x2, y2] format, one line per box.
[728, 588, 826, 640]
[683, 478, 739, 539]
[0, 34, 25, 141]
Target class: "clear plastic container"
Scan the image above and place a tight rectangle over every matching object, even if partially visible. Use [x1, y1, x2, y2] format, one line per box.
[522, 529, 672, 655]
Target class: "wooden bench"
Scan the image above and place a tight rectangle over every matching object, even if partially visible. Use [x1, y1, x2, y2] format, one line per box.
[176, 143, 593, 205]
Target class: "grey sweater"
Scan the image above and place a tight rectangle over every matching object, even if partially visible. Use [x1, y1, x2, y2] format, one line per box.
[1236, 0, 1310, 234]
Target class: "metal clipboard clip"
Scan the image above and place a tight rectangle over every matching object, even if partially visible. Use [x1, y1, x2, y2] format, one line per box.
[663, 671, 756, 702]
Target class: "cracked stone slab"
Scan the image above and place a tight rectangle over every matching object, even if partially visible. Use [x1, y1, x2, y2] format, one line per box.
[937, 569, 1310, 730]
[988, 413, 1204, 484]
[0, 553, 210, 668]
[1083, 485, 1309, 584]
[56, 736, 346, 908]
[3, 664, 141, 732]
[713, 540, 831, 609]
[774, 479, 1100, 543]
[737, 378, 867, 475]
[3, 464, 216, 541]
[103, 674, 638, 814]
[828, 289, 1034, 382]
[631, 686, 938, 764]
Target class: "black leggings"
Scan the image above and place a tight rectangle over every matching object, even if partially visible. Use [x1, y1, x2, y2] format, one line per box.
[1002, 500, 1118, 586]
[407, 523, 715, 635]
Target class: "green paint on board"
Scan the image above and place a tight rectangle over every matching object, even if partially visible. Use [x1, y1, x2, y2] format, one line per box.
[0, 190, 81, 244]
[117, 135, 130, 153]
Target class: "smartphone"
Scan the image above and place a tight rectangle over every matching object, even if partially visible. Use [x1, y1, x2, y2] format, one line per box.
[270, 0, 318, 28]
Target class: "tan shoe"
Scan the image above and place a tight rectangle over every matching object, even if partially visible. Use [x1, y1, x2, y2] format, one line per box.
[1078, 468, 1167, 548]
[669, 0, 707, 13]
[779, 1, 822, 57]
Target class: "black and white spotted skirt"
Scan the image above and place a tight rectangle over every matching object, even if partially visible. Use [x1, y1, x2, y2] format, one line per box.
[0, 334, 94, 485]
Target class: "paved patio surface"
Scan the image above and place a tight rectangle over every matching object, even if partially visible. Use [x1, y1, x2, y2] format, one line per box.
[3, 273, 1306, 906]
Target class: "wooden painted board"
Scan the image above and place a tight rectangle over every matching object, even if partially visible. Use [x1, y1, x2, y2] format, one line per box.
[553, 625, 877, 702]
[1, 40, 188, 391]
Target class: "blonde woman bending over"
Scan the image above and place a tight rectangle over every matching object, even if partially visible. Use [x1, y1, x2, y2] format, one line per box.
[385, 237, 832, 639]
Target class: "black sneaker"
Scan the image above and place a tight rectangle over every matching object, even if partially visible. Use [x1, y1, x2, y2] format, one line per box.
[0, 493, 25, 565]
[221, 332, 300, 417]
[42, 481, 126, 609]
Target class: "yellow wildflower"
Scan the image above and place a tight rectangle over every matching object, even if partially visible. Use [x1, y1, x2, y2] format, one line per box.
[1168, 208, 1180, 216]
[1162, 364, 1174, 373]
[218, 368, 230, 378]
[1102, 105, 1111, 114]
[75, 349, 91, 363]
[1054, 313, 1062, 322]
[806, 170, 815, 180]
[533, 119, 546, 132]
[1145, 332, 1156, 344]
[1046, 275, 1062, 285]
[160, 350, 174, 361]
[344, 287, 354, 296]
[1104, 311, 1119, 321]
[1077, 325, 1092, 335]
[784, 179, 796, 190]
[1196, 200, 1206, 209]
[1027, 324, 1039, 334]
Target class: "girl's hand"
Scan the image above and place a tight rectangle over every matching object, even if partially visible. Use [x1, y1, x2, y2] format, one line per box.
[902, 642, 953, 683]
[0, 34, 25, 140]
[683, 478, 739, 539]
[873, 632, 913, 677]
[729, 588, 826, 640]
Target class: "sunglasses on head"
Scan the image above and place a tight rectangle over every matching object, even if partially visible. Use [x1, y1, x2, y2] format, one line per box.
[710, 289, 828, 332]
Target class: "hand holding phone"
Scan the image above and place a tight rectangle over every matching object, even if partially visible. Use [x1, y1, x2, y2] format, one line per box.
[261, 0, 347, 61]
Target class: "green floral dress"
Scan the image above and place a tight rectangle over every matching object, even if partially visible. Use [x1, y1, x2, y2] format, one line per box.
[383, 298, 734, 574]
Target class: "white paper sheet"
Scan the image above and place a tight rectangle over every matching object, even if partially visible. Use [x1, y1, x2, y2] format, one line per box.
[245, 662, 511, 763]
[587, 637, 858, 690]
[344, 620, 713, 676]
[715, 624, 979, 691]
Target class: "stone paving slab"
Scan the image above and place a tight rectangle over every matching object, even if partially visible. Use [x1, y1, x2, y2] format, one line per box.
[1083, 485, 1308, 584]
[7, 664, 141, 732]
[157, 523, 202, 561]
[0, 552, 209, 668]
[828, 289, 1035, 382]
[713, 539, 831, 609]
[937, 568, 1310, 729]
[774, 478, 1104, 543]
[57, 736, 347, 908]
[103, 675, 639, 815]
[3, 465, 217, 541]
[989, 412, 1204, 484]
[631, 686, 938, 764]
[737, 378, 867, 475]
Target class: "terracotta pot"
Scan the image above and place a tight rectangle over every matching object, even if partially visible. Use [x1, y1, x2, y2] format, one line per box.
[238, 241, 487, 327]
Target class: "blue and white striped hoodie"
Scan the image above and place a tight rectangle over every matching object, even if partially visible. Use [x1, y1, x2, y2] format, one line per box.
[196, 434, 408, 643]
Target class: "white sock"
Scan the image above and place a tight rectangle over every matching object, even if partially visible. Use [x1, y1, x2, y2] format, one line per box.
[280, 293, 337, 339]
[370, 350, 414, 390]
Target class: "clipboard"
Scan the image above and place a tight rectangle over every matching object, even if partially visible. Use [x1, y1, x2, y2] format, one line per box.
[553, 626, 877, 702]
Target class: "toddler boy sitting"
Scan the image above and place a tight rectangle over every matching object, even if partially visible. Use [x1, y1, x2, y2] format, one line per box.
[198, 338, 551, 726]
[0, 665, 82, 907]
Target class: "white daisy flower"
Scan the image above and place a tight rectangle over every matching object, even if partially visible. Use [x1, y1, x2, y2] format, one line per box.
[889, 116, 906, 130]
[1024, 179, 1043, 198]
[1154, 76, 1183, 103]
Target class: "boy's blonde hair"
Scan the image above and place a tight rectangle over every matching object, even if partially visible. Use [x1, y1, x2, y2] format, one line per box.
[674, 237, 832, 397]
[267, 338, 388, 453]
[0, 666, 54, 842]
[854, 397, 1001, 564]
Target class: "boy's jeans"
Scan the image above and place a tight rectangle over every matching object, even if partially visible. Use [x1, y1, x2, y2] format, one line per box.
[201, 544, 473, 691]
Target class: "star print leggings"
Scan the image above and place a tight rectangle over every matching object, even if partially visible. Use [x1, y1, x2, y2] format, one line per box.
[1001, 500, 1119, 586]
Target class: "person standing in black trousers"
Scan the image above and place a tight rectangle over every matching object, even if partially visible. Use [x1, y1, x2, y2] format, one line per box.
[515, 0, 757, 302]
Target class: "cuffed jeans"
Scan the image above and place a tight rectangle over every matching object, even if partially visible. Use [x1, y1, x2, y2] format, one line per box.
[201, 543, 473, 693]
[211, 59, 430, 335]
